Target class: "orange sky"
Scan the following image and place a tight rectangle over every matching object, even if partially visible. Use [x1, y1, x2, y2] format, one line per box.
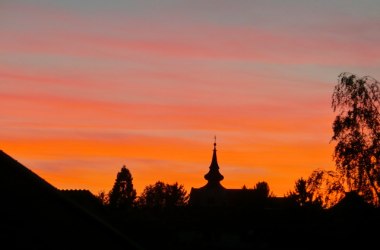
[1, 1, 380, 196]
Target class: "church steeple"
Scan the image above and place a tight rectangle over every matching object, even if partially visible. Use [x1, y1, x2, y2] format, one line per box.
[204, 137, 224, 189]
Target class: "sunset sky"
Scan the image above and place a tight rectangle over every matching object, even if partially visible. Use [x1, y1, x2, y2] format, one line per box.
[1, 0, 380, 196]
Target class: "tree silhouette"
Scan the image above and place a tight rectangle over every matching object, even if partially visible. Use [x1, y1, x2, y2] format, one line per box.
[108, 165, 136, 209]
[287, 177, 322, 208]
[331, 72, 380, 205]
[307, 169, 345, 208]
[96, 190, 109, 206]
[246, 181, 272, 208]
[138, 181, 166, 209]
[253, 181, 271, 199]
[165, 182, 188, 208]
[287, 178, 310, 207]
[137, 181, 188, 209]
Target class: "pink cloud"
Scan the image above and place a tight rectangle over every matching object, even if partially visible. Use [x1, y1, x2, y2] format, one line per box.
[2, 3, 379, 67]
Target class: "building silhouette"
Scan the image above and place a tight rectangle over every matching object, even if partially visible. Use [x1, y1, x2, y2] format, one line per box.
[0, 150, 142, 249]
[189, 141, 293, 208]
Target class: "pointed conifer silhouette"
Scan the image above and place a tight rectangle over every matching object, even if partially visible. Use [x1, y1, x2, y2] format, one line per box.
[108, 165, 136, 209]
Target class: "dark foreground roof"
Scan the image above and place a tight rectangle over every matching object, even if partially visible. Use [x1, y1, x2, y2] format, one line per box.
[0, 150, 143, 250]
[331, 191, 373, 211]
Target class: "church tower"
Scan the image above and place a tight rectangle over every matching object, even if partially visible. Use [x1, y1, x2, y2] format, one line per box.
[188, 138, 293, 208]
[203, 139, 224, 189]
[189, 138, 227, 206]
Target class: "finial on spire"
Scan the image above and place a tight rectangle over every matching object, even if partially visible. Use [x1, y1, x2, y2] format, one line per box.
[204, 135, 224, 186]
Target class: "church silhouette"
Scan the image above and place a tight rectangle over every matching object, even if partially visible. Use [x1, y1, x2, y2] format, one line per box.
[189, 140, 293, 208]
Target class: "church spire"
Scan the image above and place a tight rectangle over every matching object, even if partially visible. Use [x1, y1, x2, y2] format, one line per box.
[204, 137, 224, 188]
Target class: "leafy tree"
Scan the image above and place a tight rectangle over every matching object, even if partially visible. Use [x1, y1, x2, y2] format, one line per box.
[287, 178, 310, 207]
[108, 165, 136, 209]
[137, 181, 188, 209]
[165, 182, 188, 208]
[246, 181, 272, 208]
[287, 177, 322, 208]
[331, 72, 380, 205]
[96, 190, 109, 206]
[138, 181, 166, 209]
[307, 170, 345, 208]
[253, 181, 271, 198]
